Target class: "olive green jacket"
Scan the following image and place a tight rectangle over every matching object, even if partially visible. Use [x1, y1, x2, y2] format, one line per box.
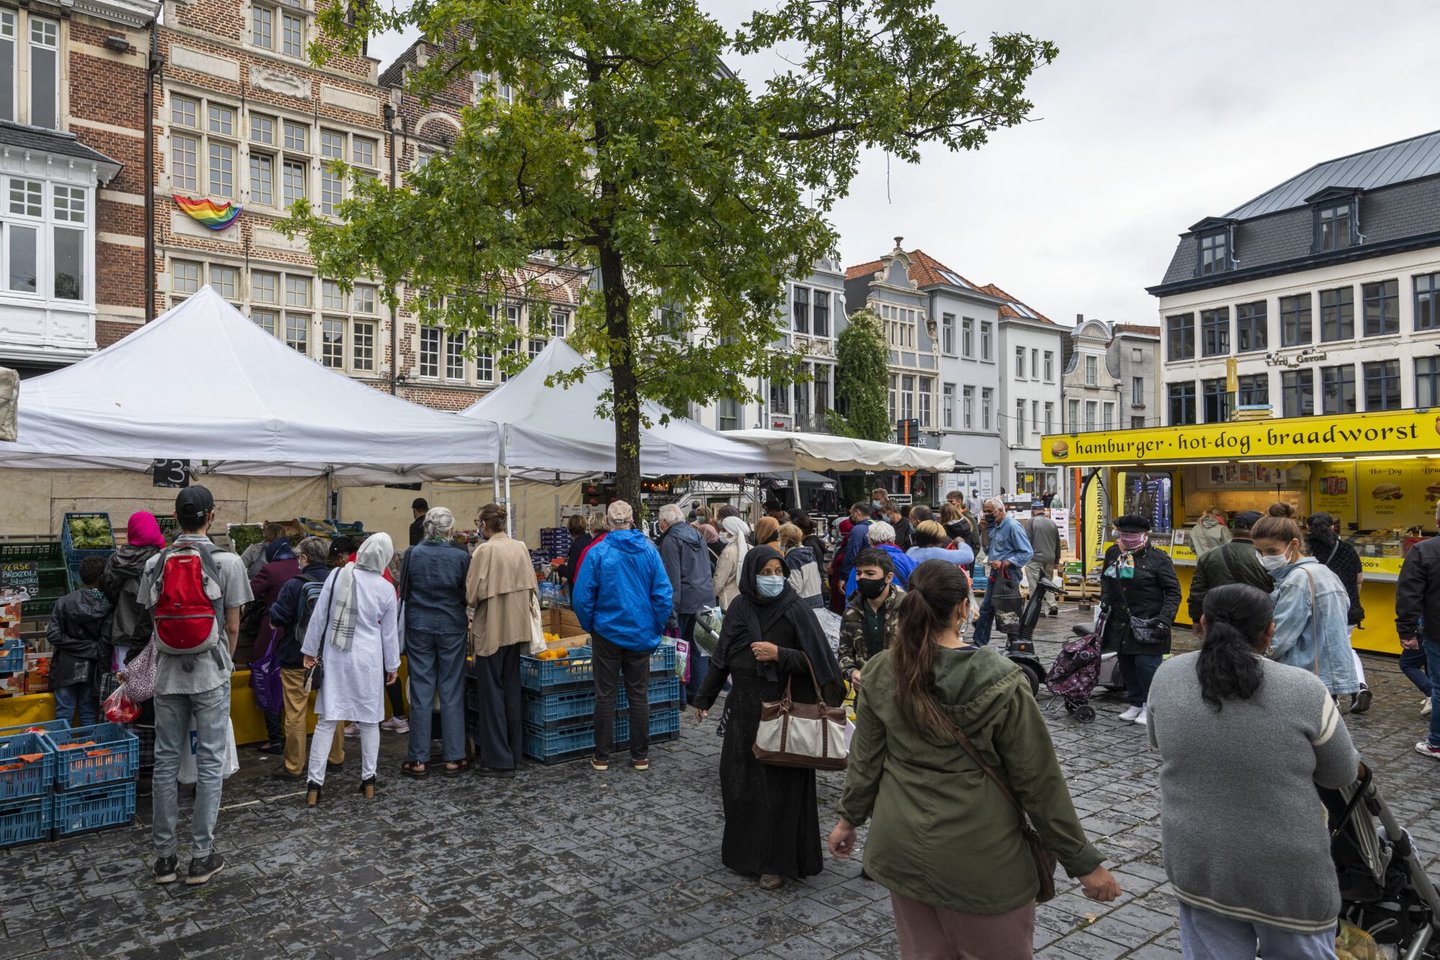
[837, 646, 1104, 914]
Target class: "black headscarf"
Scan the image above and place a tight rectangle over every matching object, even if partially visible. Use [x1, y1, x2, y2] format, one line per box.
[712, 546, 844, 705]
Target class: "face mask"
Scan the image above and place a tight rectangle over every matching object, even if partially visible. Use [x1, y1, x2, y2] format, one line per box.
[856, 577, 887, 600]
[872, 501, 885, 511]
[1258, 553, 1288, 572]
[756, 575, 786, 599]
[1117, 533, 1148, 552]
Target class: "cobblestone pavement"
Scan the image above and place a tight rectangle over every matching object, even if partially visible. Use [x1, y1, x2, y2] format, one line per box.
[4, 607, 1439, 960]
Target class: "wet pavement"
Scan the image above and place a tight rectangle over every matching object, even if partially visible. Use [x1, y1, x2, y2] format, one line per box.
[3, 604, 1438, 959]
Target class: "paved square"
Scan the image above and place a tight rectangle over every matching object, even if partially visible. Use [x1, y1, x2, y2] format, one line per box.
[4, 612, 1437, 959]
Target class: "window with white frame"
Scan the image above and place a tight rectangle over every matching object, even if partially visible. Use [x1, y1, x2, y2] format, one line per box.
[476, 71, 514, 105]
[1085, 355, 1097, 386]
[1014, 400, 1024, 443]
[941, 314, 955, 355]
[1103, 402, 1114, 430]
[319, 129, 344, 215]
[550, 308, 569, 339]
[0, 175, 92, 303]
[812, 290, 830, 337]
[961, 317, 974, 357]
[0, 10, 58, 129]
[981, 388, 992, 430]
[880, 303, 920, 349]
[251, 1, 306, 58]
[319, 280, 380, 372]
[942, 383, 955, 429]
[980, 321, 992, 360]
[1043, 402, 1054, 433]
[168, 92, 240, 199]
[1043, 350, 1054, 382]
[918, 376, 932, 428]
[962, 386, 974, 429]
[1015, 346, 1025, 378]
[792, 284, 809, 334]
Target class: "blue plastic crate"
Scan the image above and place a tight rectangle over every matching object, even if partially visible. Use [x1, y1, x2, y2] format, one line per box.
[616, 706, 681, 743]
[42, 722, 139, 790]
[0, 732, 55, 801]
[0, 795, 51, 849]
[520, 676, 681, 726]
[650, 642, 676, 676]
[0, 719, 70, 738]
[519, 647, 595, 693]
[521, 708, 681, 763]
[0, 639, 23, 675]
[52, 781, 135, 836]
[60, 512, 115, 559]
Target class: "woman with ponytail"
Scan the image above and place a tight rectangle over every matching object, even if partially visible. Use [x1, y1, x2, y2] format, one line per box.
[1148, 583, 1361, 958]
[828, 560, 1119, 959]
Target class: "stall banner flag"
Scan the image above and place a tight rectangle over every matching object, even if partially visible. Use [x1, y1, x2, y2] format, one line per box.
[1042, 408, 1440, 467]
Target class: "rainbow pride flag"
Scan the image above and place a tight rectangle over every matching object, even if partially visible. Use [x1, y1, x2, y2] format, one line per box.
[173, 195, 242, 230]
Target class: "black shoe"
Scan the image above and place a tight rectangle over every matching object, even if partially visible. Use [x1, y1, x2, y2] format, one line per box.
[1352, 686, 1373, 714]
[270, 766, 303, 781]
[477, 767, 516, 779]
[326, 761, 344, 774]
[359, 776, 378, 799]
[185, 853, 225, 886]
[154, 855, 178, 885]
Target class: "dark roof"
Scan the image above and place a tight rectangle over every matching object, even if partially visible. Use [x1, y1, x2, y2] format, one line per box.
[378, 41, 421, 88]
[1225, 130, 1440, 220]
[1112, 323, 1160, 337]
[0, 122, 120, 178]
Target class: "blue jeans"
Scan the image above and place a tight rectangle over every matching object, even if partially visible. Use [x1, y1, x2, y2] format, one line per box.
[1179, 902, 1335, 960]
[1118, 653, 1163, 708]
[53, 678, 98, 727]
[1401, 646, 1432, 697]
[404, 628, 467, 763]
[973, 592, 996, 647]
[1424, 638, 1440, 748]
[152, 681, 231, 860]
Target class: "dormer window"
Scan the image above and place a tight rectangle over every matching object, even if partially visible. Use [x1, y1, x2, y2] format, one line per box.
[1316, 202, 1353, 252]
[1199, 231, 1228, 276]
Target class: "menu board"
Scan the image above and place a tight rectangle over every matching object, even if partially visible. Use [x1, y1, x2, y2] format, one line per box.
[1357, 459, 1440, 531]
[0, 562, 39, 599]
[1313, 462, 1357, 524]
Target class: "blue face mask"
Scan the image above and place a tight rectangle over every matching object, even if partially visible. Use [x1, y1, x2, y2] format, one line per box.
[756, 575, 786, 599]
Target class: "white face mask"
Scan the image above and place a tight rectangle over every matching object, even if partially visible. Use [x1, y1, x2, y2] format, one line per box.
[1258, 553, 1288, 572]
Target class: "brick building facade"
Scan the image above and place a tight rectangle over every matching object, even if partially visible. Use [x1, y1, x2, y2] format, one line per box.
[0, 0, 156, 376]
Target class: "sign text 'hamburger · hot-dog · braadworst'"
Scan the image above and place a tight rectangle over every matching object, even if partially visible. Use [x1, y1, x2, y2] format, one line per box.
[1041, 408, 1440, 467]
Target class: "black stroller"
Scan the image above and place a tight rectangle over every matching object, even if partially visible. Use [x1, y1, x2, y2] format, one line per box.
[1323, 765, 1440, 959]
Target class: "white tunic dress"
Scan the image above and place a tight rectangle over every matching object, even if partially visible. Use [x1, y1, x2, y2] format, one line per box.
[300, 569, 400, 723]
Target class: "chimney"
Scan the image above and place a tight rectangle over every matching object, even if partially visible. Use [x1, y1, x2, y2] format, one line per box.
[1076, 313, 1084, 325]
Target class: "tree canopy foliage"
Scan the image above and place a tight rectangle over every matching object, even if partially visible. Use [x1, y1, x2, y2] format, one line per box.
[289, 0, 1056, 503]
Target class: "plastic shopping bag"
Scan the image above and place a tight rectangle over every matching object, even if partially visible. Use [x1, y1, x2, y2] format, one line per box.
[177, 718, 240, 784]
[102, 684, 140, 723]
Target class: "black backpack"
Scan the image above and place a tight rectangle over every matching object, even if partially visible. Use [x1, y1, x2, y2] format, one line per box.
[293, 570, 333, 640]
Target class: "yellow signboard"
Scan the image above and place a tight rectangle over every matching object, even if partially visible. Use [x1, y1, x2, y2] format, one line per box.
[1041, 408, 1440, 467]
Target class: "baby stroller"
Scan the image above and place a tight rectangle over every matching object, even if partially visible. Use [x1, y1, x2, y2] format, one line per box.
[1323, 766, 1440, 959]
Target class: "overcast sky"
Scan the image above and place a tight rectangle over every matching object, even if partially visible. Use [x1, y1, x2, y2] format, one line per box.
[369, 0, 1440, 329]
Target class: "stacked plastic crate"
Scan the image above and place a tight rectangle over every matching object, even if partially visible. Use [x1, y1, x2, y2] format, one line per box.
[0, 726, 56, 848]
[517, 642, 681, 764]
[60, 512, 115, 591]
[43, 722, 139, 837]
[0, 593, 25, 699]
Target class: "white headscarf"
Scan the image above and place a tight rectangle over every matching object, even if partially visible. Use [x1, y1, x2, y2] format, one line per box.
[721, 516, 750, 564]
[328, 533, 394, 652]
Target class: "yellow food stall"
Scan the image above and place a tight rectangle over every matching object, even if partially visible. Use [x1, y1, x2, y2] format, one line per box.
[1042, 407, 1440, 653]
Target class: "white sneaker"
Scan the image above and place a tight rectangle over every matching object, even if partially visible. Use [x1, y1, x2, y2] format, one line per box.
[1416, 740, 1440, 760]
[1424, 698, 1434, 717]
[381, 717, 410, 734]
[1134, 706, 1149, 726]
[343, 723, 359, 738]
[1118, 705, 1141, 722]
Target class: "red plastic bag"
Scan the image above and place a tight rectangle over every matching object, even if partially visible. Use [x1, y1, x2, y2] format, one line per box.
[102, 684, 140, 723]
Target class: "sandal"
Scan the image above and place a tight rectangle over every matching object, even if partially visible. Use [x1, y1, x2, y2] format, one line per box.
[443, 759, 470, 777]
[400, 761, 428, 779]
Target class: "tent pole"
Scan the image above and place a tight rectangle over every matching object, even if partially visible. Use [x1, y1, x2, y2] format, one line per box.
[791, 469, 801, 512]
[504, 470, 513, 537]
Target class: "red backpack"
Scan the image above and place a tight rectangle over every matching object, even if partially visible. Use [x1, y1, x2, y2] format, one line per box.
[151, 541, 226, 655]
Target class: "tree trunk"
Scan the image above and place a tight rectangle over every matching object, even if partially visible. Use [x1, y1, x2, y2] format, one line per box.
[598, 238, 642, 511]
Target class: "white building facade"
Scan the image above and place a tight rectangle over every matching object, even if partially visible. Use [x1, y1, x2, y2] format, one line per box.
[1150, 131, 1440, 426]
[990, 287, 1064, 498]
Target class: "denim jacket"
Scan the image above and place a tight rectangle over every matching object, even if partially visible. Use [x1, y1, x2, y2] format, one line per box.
[984, 514, 1034, 569]
[1269, 558, 1360, 696]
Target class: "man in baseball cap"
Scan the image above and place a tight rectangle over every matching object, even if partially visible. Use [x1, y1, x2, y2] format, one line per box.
[1187, 510, 1271, 628]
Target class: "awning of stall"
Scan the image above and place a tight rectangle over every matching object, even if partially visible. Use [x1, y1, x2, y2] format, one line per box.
[459, 339, 795, 480]
[723, 429, 956, 473]
[0, 286, 503, 484]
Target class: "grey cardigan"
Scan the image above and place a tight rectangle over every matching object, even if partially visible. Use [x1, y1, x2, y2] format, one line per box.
[1147, 653, 1359, 934]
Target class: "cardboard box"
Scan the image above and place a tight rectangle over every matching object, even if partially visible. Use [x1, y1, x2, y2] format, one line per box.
[23, 653, 49, 694]
[543, 607, 589, 647]
[0, 672, 25, 697]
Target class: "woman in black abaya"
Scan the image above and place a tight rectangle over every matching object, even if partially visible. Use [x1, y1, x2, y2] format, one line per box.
[693, 546, 845, 891]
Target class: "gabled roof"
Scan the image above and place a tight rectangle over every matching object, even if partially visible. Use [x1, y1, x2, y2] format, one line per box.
[845, 249, 981, 290]
[378, 42, 421, 88]
[977, 283, 1055, 326]
[1224, 129, 1440, 220]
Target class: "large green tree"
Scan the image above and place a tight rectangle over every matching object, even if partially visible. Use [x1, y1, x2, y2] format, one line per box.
[291, 0, 1055, 506]
[831, 308, 889, 442]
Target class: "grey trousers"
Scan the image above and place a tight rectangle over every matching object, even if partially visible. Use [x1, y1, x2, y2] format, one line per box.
[1179, 902, 1336, 960]
[152, 680, 231, 859]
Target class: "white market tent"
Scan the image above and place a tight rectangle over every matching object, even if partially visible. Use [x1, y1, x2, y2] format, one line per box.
[724, 429, 956, 474]
[0, 286, 503, 485]
[460, 338, 794, 480]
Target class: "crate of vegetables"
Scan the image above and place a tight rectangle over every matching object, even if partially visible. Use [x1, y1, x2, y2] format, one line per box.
[0, 794, 51, 849]
[0, 731, 55, 801]
[61, 513, 115, 558]
[42, 722, 139, 790]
